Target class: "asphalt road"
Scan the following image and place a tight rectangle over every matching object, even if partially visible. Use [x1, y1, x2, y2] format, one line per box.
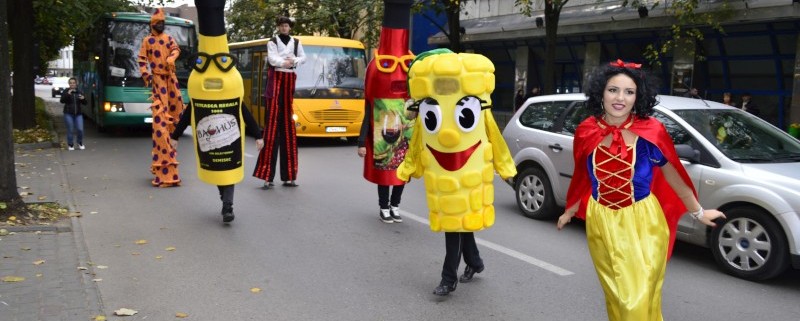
[37, 85, 800, 320]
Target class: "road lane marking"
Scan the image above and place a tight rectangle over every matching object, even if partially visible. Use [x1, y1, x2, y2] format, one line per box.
[400, 209, 574, 276]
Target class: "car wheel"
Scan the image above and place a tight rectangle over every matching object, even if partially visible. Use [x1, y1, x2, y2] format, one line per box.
[514, 167, 556, 220]
[710, 207, 789, 281]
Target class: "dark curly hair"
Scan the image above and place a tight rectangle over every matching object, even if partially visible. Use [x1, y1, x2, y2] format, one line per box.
[276, 16, 294, 27]
[583, 62, 661, 120]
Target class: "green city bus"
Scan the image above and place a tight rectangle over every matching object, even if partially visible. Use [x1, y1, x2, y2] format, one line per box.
[74, 12, 197, 130]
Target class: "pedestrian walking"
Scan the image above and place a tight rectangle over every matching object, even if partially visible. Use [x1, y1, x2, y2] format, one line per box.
[138, 8, 185, 187]
[253, 16, 305, 189]
[721, 92, 735, 106]
[557, 59, 726, 321]
[397, 49, 517, 296]
[738, 92, 761, 116]
[60, 77, 86, 151]
[358, 0, 415, 224]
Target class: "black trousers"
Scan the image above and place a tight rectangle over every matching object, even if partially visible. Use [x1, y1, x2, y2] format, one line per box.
[377, 184, 404, 209]
[217, 185, 234, 208]
[442, 232, 483, 285]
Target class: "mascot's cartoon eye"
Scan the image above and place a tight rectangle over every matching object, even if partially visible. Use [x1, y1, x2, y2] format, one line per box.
[419, 98, 442, 134]
[455, 96, 481, 132]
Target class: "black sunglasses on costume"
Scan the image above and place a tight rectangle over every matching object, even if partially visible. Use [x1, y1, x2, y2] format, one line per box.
[192, 52, 238, 72]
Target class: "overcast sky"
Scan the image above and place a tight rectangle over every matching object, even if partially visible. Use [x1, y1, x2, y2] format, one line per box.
[164, 0, 194, 7]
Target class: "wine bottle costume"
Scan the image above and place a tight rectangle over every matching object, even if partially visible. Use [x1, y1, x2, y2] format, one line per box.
[170, 0, 262, 221]
[358, 0, 415, 212]
[253, 28, 305, 183]
[138, 8, 184, 187]
[566, 116, 695, 321]
[397, 49, 517, 287]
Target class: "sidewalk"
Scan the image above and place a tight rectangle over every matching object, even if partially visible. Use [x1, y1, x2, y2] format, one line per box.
[0, 101, 104, 320]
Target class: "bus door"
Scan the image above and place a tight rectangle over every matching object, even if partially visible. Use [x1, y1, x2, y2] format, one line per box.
[251, 51, 268, 127]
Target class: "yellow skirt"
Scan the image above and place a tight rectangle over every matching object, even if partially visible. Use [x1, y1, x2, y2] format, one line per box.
[586, 194, 669, 321]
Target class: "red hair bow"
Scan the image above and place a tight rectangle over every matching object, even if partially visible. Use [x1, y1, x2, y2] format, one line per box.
[610, 59, 641, 69]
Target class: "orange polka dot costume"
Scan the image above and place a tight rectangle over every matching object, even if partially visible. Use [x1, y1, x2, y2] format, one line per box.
[138, 8, 184, 187]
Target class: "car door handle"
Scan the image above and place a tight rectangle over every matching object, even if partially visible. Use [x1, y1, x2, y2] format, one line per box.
[548, 143, 563, 151]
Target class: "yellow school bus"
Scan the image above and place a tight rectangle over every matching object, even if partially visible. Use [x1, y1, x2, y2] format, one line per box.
[229, 36, 366, 139]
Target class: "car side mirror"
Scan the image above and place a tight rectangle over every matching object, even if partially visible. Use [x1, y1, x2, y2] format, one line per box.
[675, 144, 700, 163]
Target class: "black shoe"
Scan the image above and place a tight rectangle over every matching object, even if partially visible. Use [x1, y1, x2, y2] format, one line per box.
[262, 182, 274, 190]
[222, 205, 235, 223]
[433, 281, 457, 296]
[389, 206, 402, 223]
[282, 181, 298, 187]
[379, 209, 394, 224]
[459, 265, 484, 283]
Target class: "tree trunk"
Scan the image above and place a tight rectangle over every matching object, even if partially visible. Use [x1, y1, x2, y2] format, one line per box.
[543, 4, 561, 95]
[9, 0, 36, 129]
[446, 3, 462, 53]
[1, 0, 21, 202]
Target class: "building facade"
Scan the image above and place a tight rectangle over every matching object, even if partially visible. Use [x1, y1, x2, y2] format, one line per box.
[427, 0, 800, 128]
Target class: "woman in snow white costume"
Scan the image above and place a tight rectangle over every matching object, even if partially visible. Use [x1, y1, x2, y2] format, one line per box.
[557, 60, 725, 321]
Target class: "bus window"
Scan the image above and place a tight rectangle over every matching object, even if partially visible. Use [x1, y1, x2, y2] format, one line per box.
[294, 45, 366, 99]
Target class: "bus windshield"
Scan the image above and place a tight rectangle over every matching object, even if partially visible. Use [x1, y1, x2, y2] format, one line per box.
[295, 45, 366, 99]
[106, 21, 196, 87]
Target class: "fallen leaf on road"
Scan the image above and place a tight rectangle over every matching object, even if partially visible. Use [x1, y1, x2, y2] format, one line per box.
[19, 192, 32, 196]
[68, 212, 82, 217]
[135, 239, 148, 245]
[20, 247, 31, 251]
[8, 216, 16, 221]
[176, 312, 189, 318]
[92, 278, 102, 282]
[96, 265, 108, 269]
[90, 211, 98, 215]
[131, 252, 141, 256]
[36, 273, 43, 277]
[165, 247, 176, 251]
[250, 287, 262, 293]
[93, 315, 107, 321]
[20, 186, 29, 190]
[114, 308, 138, 316]
[155, 256, 163, 259]
[77, 267, 88, 270]
[1, 276, 25, 282]
[37, 196, 47, 201]
[33, 259, 45, 265]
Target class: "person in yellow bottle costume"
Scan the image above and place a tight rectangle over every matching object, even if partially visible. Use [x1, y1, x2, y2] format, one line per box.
[138, 8, 184, 187]
[170, 0, 263, 223]
[397, 49, 517, 296]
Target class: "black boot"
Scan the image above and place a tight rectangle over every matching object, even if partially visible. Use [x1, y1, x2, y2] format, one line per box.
[221, 203, 235, 223]
[433, 280, 456, 296]
[459, 265, 484, 283]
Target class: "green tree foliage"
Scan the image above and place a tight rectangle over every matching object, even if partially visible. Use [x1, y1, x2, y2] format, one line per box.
[225, 0, 382, 49]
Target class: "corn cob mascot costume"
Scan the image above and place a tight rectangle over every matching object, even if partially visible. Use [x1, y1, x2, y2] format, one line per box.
[397, 49, 517, 296]
[357, 0, 416, 223]
[138, 8, 184, 187]
[170, 0, 263, 223]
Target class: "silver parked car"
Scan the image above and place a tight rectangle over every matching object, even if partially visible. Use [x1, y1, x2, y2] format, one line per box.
[502, 93, 800, 281]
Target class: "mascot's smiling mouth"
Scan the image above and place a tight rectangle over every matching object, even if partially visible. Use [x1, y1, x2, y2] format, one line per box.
[427, 141, 481, 171]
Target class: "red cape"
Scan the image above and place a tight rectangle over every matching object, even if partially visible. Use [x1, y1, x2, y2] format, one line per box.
[565, 116, 695, 258]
